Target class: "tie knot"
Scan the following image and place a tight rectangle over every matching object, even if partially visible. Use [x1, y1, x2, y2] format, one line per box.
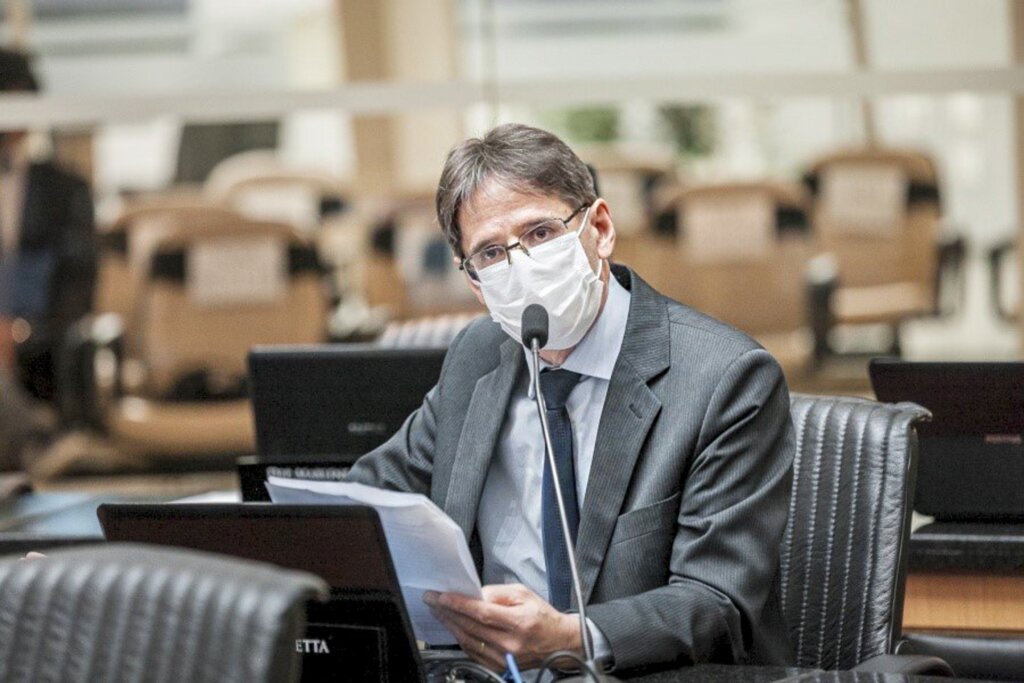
[539, 369, 581, 410]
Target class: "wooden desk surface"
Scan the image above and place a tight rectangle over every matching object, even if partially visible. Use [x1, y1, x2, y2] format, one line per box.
[904, 571, 1024, 632]
[905, 522, 1024, 633]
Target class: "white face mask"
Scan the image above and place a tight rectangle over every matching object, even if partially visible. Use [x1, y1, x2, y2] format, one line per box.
[476, 207, 605, 350]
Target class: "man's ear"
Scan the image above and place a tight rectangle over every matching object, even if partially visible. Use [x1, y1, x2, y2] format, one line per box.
[462, 269, 486, 306]
[591, 199, 616, 260]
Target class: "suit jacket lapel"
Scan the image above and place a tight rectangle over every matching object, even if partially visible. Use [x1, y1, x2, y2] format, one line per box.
[575, 266, 671, 606]
[444, 337, 523, 540]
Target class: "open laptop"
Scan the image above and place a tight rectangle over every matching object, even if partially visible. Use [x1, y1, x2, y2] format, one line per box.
[97, 503, 468, 683]
[248, 345, 446, 461]
[243, 346, 446, 500]
[869, 359, 1024, 521]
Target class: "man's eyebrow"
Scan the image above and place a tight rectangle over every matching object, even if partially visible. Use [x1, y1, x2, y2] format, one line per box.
[466, 213, 558, 254]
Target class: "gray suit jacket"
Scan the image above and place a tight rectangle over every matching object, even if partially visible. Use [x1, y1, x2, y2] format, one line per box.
[347, 265, 795, 671]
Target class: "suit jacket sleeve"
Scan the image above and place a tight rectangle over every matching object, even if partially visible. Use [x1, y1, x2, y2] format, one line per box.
[586, 347, 795, 669]
[344, 325, 470, 494]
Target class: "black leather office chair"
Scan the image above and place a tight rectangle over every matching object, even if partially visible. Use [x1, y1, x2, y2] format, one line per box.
[783, 395, 952, 675]
[0, 543, 327, 683]
[902, 632, 1024, 681]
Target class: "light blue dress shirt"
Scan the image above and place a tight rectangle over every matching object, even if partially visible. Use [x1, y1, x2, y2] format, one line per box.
[476, 273, 631, 664]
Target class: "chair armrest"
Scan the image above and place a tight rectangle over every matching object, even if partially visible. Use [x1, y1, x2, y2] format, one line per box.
[987, 237, 1017, 323]
[934, 230, 967, 317]
[851, 653, 955, 676]
[806, 253, 839, 364]
[57, 314, 125, 431]
[901, 631, 1024, 681]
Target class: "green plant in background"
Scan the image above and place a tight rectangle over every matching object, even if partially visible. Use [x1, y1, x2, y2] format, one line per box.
[658, 104, 715, 157]
[543, 106, 621, 144]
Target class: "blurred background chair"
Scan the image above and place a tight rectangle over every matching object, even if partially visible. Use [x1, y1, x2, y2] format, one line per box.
[60, 202, 251, 431]
[629, 181, 822, 385]
[360, 190, 481, 323]
[93, 200, 243, 326]
[60, 219, 328, 470]
[582, 149, 676, 238]
[0, 543, 326, 683]
[802, 148, 965, 356]
[204, 150, 349, 233]
[782, 394, 950, 675]
[988, 237, 1018, 324]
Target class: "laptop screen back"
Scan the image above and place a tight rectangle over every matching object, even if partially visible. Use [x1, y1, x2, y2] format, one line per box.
[248, 346, 446, 462]
[97, 503, 425, 682]
[98, 503, 395, 591]
[869, 359, 1024, 521]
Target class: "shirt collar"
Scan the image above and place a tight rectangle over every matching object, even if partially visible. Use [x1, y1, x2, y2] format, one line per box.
[523, 271, 631, 397]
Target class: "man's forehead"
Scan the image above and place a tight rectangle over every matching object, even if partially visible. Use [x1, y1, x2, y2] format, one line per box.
[459, 179, 569, 226]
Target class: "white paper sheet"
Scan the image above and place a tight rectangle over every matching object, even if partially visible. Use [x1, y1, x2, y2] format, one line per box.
[266, 476, 482, 645]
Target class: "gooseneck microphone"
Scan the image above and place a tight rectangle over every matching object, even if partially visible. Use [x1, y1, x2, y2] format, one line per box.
[521, 304, 549, 352]
[521, 305, 619, 682]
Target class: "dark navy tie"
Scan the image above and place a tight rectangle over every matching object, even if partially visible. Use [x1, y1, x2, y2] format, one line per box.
[539, 368, 582, 611]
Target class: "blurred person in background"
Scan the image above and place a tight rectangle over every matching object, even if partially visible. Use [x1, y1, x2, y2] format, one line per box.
[0, 47, 97, 404]
[0, 317, 50, 472]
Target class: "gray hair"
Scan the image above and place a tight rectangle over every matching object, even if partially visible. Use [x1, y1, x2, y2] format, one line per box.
[435, 123, 597, 257]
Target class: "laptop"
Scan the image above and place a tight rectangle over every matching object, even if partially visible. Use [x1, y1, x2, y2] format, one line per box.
[248, 345, 446, 462]
[869, 359, 1024, 521]
[243, 346, 446, 500]
[97, 503, 466, 683]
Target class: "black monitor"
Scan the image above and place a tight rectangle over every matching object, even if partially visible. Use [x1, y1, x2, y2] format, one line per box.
[247, 345, 446, 462]
[869, 358, 1024, 521]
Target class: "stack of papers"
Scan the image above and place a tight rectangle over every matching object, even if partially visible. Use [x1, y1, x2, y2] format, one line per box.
[266, 476, 481, 644]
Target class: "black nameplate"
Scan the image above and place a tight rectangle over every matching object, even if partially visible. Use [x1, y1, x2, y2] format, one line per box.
[237, 456, 352, 502]
[298, 592, 424, 683]
[299, 622, 387, 682]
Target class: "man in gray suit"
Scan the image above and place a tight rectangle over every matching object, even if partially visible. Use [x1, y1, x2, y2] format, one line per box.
[347, 123, 795, 673]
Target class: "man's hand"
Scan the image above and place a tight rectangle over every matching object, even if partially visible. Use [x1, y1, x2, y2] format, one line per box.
[424, 583, 582, 672]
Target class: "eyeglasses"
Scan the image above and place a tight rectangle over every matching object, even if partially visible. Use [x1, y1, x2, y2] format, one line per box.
[460, 204, 590, 282]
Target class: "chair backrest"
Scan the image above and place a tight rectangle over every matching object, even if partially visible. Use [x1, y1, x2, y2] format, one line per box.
[804, 148, 941, 291]
[586, 150, 675, 236]
[204, 151, 347, 231]
[95, 202, 245, 338]
[0, 543, 326, 683]
[669, 182, 812, 335]
[136, 220, 327, 398]
[390, 199, 481, 317]
[782, 394, 930, 670]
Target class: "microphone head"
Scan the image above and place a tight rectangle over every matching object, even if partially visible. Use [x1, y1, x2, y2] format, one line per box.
[521, 304, 549, 349]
